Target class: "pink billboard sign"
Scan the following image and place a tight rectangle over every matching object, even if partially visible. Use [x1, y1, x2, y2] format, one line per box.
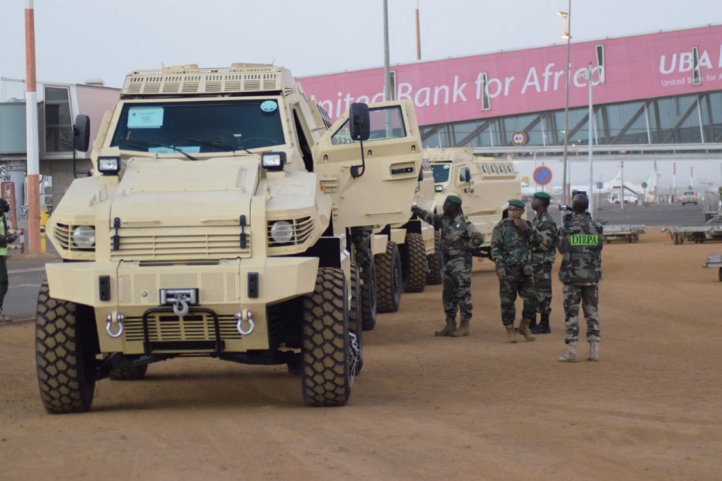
[299, 25, 722, 126]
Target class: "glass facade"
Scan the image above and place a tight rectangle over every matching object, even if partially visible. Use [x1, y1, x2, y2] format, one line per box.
[421, 91, 722, 148]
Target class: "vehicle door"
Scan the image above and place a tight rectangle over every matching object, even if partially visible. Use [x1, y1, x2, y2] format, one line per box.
[313, 99, 422, 231]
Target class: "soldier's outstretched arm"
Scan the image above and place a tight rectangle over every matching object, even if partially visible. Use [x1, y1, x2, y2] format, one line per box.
[411, 205, 442, 229]
[557, 228, 568, 254]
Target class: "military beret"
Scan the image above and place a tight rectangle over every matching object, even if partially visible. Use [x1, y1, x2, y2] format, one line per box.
[446, 195, 462, 205]
[508, 199, 525, 209]
[533, 192, 551, 200]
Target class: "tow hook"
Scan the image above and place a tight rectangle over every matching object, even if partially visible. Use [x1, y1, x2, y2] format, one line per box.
[235, 309, 255, 335]
[105, 312, 125, 338]
[173, 298, 190, 317]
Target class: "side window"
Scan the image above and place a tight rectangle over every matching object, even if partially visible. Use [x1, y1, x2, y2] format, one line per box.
[331, 106, 406, 145]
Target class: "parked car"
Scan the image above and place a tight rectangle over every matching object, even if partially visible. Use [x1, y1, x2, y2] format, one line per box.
[680, 191, 699, 205]
[608, 191, 639, 205]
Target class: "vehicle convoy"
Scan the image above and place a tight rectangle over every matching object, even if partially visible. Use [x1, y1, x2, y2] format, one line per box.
[36, 64, 423, 413]
[423, 147, 521, 257]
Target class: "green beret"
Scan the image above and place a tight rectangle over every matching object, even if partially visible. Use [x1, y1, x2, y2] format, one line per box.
[533, 192, 551, 200]
[446, 195, 462, 205]
[508, 199, 525, 209]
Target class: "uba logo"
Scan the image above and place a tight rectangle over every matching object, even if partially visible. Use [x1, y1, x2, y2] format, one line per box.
[659, 47, 721, 75]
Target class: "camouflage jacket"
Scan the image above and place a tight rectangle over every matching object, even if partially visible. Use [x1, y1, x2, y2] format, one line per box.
[412, 207, 484, 260]
[557, 213, 603, 285]
[530, 211, 558, 265]
[490, 218, 533, 270]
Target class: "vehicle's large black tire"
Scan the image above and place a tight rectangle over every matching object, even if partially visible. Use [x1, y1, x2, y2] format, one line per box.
[35, 281, 98, 414]
[359, 257, 377, 331]
[108, 365, 148, 381]
[349, 262, 364, 376]
[301, 268, 351, 407]
[718, 267, 722, 282]
[375, 241, 402, 313]
[403, 233, 428, 293]
[426, 230, 443, 285]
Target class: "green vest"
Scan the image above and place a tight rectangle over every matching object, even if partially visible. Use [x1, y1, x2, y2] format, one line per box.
[0, 216, 7, 256]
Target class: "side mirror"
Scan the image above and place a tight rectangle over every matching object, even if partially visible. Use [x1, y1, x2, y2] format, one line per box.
[349, 103, 370, 141]
[73, 114, 91, 152]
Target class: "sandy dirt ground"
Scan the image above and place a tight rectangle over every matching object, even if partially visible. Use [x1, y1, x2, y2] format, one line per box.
[1, 229, 721, 481]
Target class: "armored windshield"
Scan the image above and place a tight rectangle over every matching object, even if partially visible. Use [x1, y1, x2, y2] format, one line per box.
[110, 99, 285, 153]
[431, 163, 451, 183]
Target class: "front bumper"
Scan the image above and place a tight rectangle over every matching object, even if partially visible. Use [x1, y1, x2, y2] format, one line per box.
[46, 257, 319, 354]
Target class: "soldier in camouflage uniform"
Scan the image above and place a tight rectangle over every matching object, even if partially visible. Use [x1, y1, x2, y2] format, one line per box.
[490, 199, 537, 343]
[557, 193, 603, 362]
[412, 195, 484, 337]
[529, 191, 558, 334]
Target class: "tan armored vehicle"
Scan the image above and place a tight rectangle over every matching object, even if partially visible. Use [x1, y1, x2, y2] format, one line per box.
[423, 147, 521, 257]
[36, 64, 422, 412]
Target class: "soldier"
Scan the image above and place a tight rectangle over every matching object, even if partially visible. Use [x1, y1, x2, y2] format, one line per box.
[557, 193, 603, 362]
[412, 195, 484, 337]
[529, 191, 558, 334]
[0, 199, 13, 322]
[490, 199, 536, 343]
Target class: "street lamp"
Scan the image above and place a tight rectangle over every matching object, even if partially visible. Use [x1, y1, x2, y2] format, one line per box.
[383, 0, 392, 101]
[584, 64, 599, 217]
[557, 2, 572, 205]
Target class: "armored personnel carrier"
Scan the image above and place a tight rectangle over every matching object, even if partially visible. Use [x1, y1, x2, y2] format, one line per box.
[423, 147, 521, 257]
[36, 64, 422, 412]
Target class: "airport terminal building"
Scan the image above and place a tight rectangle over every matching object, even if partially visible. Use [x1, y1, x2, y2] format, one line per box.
[300, 24, 722, 198]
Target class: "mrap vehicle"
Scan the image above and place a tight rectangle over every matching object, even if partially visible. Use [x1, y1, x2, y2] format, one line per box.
[36, 64, 422, 412]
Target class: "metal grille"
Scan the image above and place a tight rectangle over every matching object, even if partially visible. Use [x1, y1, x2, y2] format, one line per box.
[52, 223, 95, 252]
[110, 226, 251, 261]
[123, 314, 242, 342]
[267, 217, 314, 247]
[122, 67, 283, 96]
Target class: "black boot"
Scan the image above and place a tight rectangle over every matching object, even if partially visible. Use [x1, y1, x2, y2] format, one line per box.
[533, 312, 551, 334]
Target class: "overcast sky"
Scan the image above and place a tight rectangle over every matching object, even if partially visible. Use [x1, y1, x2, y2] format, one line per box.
[1, 0, 720, 87]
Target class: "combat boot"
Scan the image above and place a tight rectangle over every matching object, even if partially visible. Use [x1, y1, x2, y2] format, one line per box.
[505, 324, 517, 343]
[0, 309, 9, 322]
[528, 315, 538, 331]
[435, 319, 456, 337]
[451, 320, 469, 337]
[532, 313, 551, 334]
[518, 318, 536, 341]
[587, 341, 600, 361]
[558, 342, 579, 362]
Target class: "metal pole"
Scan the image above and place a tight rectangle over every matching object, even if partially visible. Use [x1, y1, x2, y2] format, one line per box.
[560, 0, 572, 205]
[619, 160, 624, 210]
[24, 0, 40, 253]
[586, 65, 593, 217]
[415, 0, 421, 61]
[383, 0, 392, 101]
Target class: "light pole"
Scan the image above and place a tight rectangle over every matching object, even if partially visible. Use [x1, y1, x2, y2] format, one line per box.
[584, 64, 597, 217]
[383, 0, 392, 101]
[557, 2, 572, 205]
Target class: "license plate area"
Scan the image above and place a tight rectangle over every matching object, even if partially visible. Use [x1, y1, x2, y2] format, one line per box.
[159, 288, 199, 306]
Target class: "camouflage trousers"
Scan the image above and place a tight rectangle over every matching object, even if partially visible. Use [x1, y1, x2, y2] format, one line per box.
[562, 284, 600, 344]
[443, 256, 473, 322]
[498, 265, 537, 326]
[532, 262, 553, 315]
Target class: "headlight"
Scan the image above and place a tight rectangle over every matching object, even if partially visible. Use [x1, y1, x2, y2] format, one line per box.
[71, 225, 95, 247]
[98, 156, 120, 175]
[270, 220, 293, 243]
[435, 185, 444, 192]
[262, 152, 286, 171]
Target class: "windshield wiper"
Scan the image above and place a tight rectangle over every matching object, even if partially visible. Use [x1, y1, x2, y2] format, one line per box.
[119, 139, 199, 161]
[189, 137, 253, 155]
